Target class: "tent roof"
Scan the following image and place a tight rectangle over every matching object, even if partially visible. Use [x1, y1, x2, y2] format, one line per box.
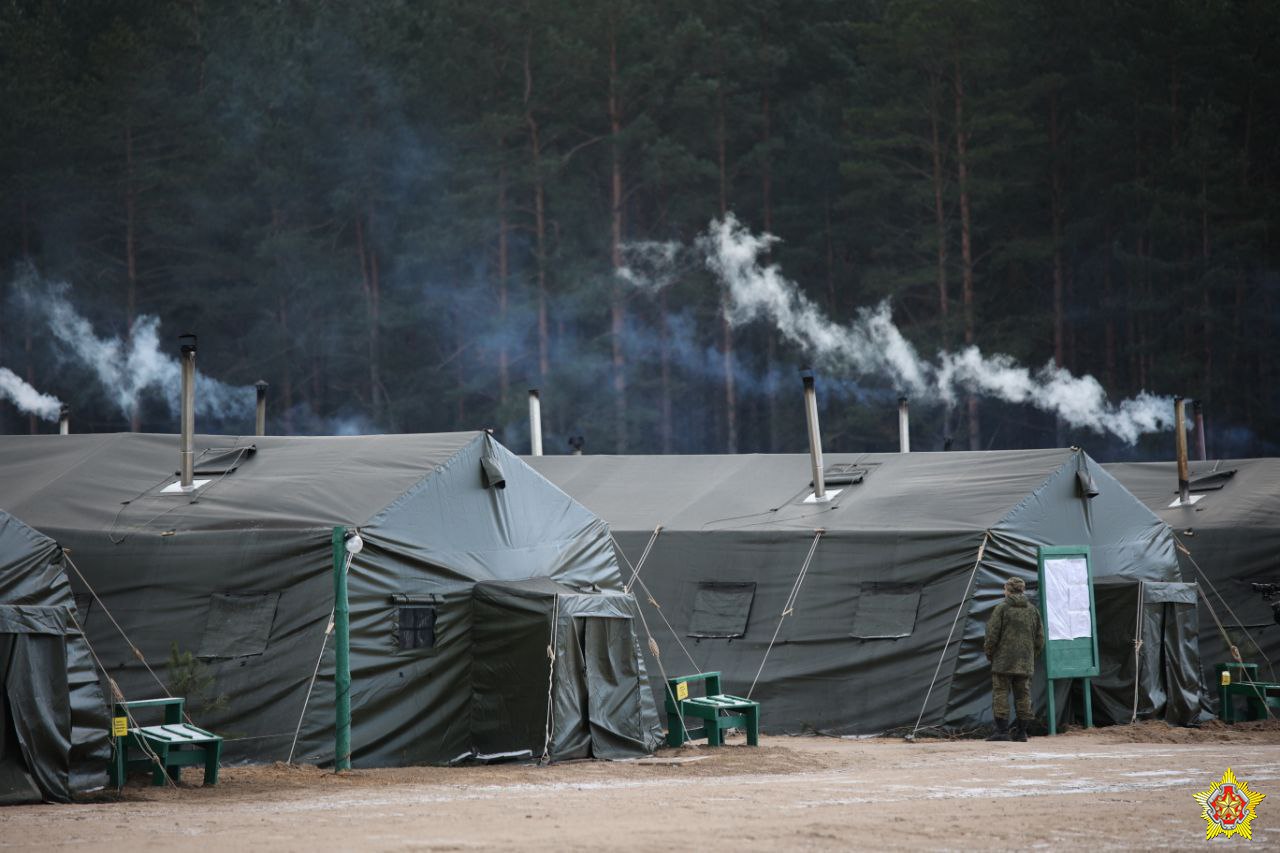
[1105, 457, 1280, 531]
[0, 508, 57, 573]
[527, 448, 1082, 533]
[0, 431, 482, 532]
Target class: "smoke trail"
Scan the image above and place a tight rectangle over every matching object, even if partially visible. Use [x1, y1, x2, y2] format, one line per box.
[0, 367, 62, 421]
[698, 214, 1173, 445]
[13, 269, 384, 434]
[616, 240, 683, 292]
[16, 275, 252, 423]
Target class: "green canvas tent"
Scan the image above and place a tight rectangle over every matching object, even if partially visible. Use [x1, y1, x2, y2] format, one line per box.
[529, 448, 1196, 733]
[0, 509, 110, 803]
[1106, 458, 1280, 711]
[0, 431, 661, 767]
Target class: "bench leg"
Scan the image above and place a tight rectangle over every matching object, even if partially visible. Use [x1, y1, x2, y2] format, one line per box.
[204, 741, 221, 786]
[746, 705, 759, 747]
[150, 745, 170, 787]
[109, 738, 125, 789]
[666, 714, 685, 748]
[706, 717, 722, 747]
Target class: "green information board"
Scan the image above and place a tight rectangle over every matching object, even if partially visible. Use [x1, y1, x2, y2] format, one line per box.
[1036, 545, 1099, 733]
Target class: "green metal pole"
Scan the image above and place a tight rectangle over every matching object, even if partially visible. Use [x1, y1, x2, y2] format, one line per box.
[333, 526, 351, 771]
[1046, 678, 1057, 735]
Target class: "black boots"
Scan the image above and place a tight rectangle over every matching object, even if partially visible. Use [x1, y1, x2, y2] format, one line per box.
[1010, 718, 1029, 742]
[986, 717, 1011, 741]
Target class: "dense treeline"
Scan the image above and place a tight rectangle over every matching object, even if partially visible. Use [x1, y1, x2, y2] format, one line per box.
[1, 0, 1277, 459]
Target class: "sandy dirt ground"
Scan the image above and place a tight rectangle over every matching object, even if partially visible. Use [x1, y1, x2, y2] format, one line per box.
[3, 722, 1279, 851]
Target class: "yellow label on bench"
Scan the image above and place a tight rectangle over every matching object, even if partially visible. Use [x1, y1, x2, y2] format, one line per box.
[112, 716, 128, 737]
[676, 681, 689, 701]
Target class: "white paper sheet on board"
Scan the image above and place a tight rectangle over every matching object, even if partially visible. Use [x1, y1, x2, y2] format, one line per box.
[1043, 556, 1092, 641]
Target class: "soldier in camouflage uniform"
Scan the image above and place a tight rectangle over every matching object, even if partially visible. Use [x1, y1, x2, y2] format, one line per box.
[984, 576, 1043, 742]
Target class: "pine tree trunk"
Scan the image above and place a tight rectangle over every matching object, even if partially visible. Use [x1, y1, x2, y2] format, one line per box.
[497, 161, 510, 407]
[824, 194, 836, 313]
[1201, 172, 1212, 402]
[660, 288, 673, 453]
[762, 86, 779, 452]
[524, 35, 550, 383]
[929, 73, 949, 347]
[608, 23, 628, 452]
[1049, 90, 1065, 370]
[125, 122, 141, 433]
[953, 60, 979, 450]
[1139, 236, 1150, 390]
[279, 296, 294, 434]
[1049, 89, 1066, 446]
[188, 0, 205, 94]
[355, 210, 384, 424]
[716, 36, 737, 453]
[1104, 226, 1116, 390]
[25, 331, 35, 435]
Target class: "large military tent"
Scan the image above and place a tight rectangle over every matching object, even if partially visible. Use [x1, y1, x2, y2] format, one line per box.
[0, 431, 661, 768]
[529, 448, 1196, 734]
[0, 509, 110, 803]
[1106, 458, 1280, 708]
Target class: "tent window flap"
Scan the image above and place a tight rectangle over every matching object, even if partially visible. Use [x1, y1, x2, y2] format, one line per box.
[396, 606, 436, 650]
[687, 582, 755, 638]
[197, 592, 280, 659]
[850, 587, 920, 639]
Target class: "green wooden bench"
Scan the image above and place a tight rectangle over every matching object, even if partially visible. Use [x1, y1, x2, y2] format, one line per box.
[108, 698, 223, 787]
[664, 671, 759, 748]
[1217, 662, 1280, 723]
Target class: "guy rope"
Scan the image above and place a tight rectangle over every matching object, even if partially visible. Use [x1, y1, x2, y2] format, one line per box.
[906, 531, 990, 741]
[747, 528, 824, 700]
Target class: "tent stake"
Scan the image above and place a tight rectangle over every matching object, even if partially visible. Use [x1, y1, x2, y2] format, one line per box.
[333, 526, 352, 771]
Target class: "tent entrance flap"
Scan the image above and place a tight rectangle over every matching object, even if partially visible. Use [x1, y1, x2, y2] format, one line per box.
[0, 633, 73, 803]
[473, 580, 659, 762]
[1090, 581, 1201, 726]
[0, 636, 42, 805]
[470, 589, 555, 758]
[550, 614, 650, 761]
[581, 617, 648, 759]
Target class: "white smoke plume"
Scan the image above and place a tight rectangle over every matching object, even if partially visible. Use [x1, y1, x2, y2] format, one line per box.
[697, 214, 1173, 445]
[616, 240, 683, 292]
[17, 277, 252, 423]
[0, 367, 62, 421]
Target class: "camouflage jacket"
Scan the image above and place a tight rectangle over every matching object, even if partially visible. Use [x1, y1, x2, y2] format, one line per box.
[984, 593, 1044, 676]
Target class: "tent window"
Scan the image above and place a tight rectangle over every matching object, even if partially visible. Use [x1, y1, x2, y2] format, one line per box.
[850, 586, 920, 639]
[688, 582, 755, 639]
[821, 463, 872, 487]
[197, 592, 280, 658]
[396, 606, 436, 650]
[192, 445, 256, 475]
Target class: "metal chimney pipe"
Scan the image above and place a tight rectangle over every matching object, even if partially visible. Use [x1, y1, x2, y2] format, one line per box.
[254, 380, 269, 436]
[58, 405, 69, 436]
[1174, 396, 1189, 504]
[898, 396, 910, 454]
[179, 334, 197, 489]
[528, 389, 543, 456]
[1193, 399, 1207, 461]
[801, 369, 826, 501]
